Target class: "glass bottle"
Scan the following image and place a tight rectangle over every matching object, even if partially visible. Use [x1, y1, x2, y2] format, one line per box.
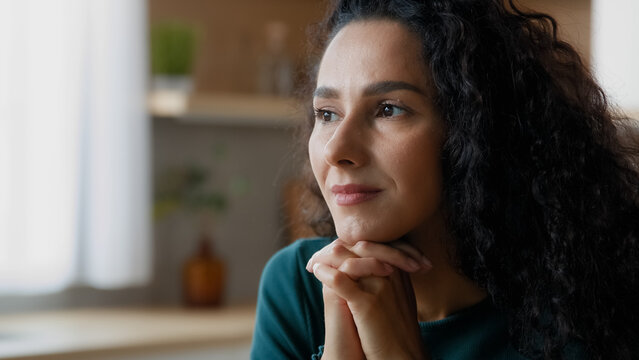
[182, 233, 225, 307]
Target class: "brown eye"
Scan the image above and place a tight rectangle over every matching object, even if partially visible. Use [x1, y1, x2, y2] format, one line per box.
[314, 109, 339, 122]
[377, 104, 406, 118]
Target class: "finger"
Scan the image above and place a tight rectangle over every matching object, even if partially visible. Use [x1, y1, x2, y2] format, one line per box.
[349, 241, 431, 272]
[400, 271, 416, 305]
[321, 286, 366, 360]
[306, 239, 355, 272]
[351, 272, 426, 359]
[312, 263, 365, 301]
[389, 241, 433, 269]
[356, 275, 391, 297]
[393, 270, 417, 321]
[338, 257, 394, 279]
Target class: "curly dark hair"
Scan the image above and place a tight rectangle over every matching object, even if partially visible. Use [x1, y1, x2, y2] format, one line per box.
[294, 0, 639, 359]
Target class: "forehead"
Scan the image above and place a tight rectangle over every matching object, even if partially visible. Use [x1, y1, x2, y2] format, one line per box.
[317, 20, 428, 89]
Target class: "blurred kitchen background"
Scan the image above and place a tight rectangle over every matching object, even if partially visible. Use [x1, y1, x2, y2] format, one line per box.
[0, 0, 636, 359]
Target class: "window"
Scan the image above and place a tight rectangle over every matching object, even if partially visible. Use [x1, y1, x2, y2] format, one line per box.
[0, 0, 151, 295]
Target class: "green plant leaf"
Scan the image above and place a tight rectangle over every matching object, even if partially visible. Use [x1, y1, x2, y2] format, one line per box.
[150, 22, 196, 75]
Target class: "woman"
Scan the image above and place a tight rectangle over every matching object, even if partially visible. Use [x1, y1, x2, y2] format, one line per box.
[251, 0, 639, 359]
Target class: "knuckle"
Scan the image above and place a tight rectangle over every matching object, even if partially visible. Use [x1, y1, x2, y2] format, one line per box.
[361, 277, 388, 295]
[330, 271, 350, 288]
[328, 243, 346, 256]
[339, 258, 356, 273]
[371, 258, 385, 268]
[352, 241, 370, 253]
[309, 252, 326, 264]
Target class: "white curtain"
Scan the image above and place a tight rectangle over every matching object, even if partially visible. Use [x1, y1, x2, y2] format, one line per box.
[0, 0, 151, 294]
[592, 0, 639, 112]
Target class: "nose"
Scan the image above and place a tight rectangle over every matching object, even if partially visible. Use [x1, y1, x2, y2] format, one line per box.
[323, 113, 369, 168]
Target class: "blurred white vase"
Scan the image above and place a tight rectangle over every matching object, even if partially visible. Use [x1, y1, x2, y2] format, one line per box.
[149, 75, 193, 117]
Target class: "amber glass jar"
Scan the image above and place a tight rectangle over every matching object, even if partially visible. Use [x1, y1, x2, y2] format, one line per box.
[182, 234, 225, 307]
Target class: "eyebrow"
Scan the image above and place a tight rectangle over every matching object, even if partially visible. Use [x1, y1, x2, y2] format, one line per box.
[313, 80, 426, 99]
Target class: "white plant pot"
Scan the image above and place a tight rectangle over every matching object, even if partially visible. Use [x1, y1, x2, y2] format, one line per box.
[148, 75, 194, 117]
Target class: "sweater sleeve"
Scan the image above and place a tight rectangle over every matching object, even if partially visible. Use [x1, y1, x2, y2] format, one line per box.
[250, 239, 328, 360]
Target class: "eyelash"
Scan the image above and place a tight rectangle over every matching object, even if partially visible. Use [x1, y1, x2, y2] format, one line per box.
[313, 102, 409, 123]
[376, 103, 407, 118]
[313, 108, 339, 123]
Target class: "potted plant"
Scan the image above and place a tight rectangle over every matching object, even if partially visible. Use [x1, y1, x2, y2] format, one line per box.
[149, 21, 197, 116]
[153, 147, 250, 307]
[153, 164, 227, 222]
[154, 164, 228, 307]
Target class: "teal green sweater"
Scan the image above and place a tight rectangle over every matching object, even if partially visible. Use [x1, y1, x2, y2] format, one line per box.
[251, 238, 532, 359]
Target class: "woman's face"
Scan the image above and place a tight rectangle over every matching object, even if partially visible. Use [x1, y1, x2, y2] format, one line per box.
[309, 20, 445, 244]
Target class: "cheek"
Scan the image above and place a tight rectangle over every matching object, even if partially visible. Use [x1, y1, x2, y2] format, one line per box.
[389, 133, 444, 214]
[308, 131, 326, 185]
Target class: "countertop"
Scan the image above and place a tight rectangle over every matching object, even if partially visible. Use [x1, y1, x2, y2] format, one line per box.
[0, 304, 255, 360]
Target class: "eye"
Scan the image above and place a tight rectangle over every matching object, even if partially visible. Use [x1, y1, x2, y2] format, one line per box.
[314, 109, 340, 122]
[376, 104, 406, 118]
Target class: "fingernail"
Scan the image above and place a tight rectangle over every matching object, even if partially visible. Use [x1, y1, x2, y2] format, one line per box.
[306, 259, 312, 272]
[407, 258, 421, 271]
[421, 256, 433, 269]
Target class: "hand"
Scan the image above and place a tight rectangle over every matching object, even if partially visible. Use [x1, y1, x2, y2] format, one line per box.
[310, 240, 414, 360]
[319, 282, 365, 360]
[307, 239, 432, 360]
[306, 239, 431, 275]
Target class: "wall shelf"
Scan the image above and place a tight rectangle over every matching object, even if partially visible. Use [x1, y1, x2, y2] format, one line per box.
[151, 93, 304, 128]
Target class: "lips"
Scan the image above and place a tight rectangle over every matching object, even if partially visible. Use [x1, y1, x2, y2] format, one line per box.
[330, 184, 383, 206]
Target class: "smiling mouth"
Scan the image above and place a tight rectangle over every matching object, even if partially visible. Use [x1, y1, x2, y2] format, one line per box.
[330, 184, 383, 206]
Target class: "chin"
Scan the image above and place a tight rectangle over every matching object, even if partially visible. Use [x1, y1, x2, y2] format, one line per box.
[335, 222, 404, 245]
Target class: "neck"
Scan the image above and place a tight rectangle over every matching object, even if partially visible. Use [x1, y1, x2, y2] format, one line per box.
[405, 213, 487, 322]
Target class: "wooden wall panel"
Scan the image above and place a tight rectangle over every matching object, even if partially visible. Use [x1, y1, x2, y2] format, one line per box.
[149, 0, 327, 93]
[149, 0, 591, 93]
